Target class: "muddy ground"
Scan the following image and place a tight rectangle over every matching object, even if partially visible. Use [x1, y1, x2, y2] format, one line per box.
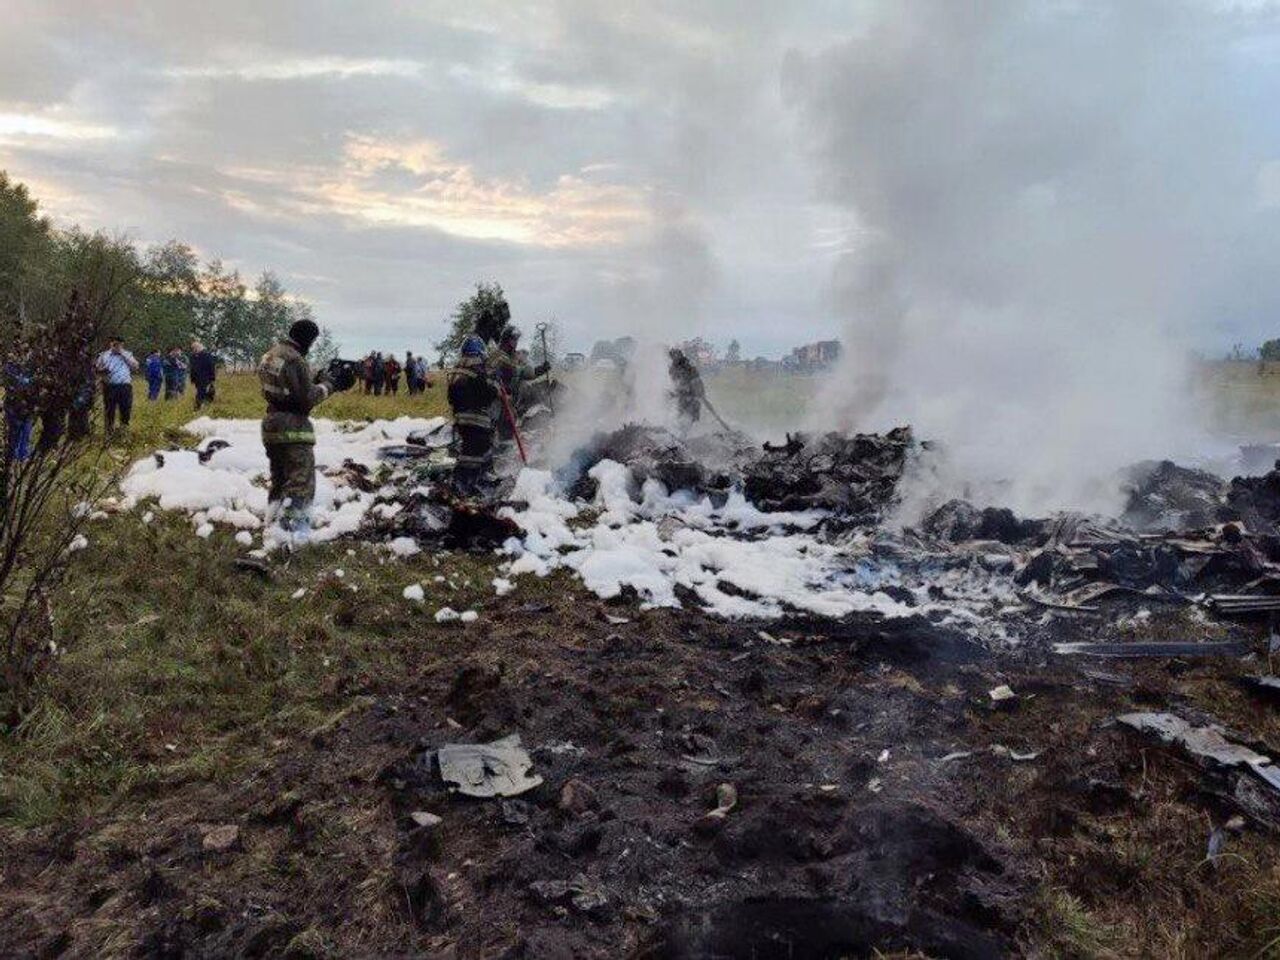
[3, 581, 1279, 959]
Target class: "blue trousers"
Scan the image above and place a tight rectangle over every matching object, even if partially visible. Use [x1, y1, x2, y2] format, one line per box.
[5, 410, 33, 461]
[148, 377, 163, 400]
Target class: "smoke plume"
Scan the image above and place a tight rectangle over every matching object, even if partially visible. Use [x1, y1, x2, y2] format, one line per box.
[785, 0, 1274, 516]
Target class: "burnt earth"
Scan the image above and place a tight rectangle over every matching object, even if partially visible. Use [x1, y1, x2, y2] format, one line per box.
[1, 585, 1275, 958]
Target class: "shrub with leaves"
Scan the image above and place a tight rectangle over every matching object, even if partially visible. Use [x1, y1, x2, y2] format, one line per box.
[1, 271, 131, 726]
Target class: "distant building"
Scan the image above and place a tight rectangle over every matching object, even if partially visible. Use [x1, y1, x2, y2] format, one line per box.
[783, 340, 842, 372]
[589, 336, 637, 366]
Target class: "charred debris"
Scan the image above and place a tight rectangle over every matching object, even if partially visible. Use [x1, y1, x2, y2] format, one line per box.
[349, 418, 1280, 634]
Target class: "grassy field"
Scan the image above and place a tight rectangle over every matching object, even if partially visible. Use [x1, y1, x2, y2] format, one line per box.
[1201, 361, 1280, 438]
[0, 372, 461, 829]
[4, 358, 1279, 830]
[6, 365, 1280, 956]
[101, 371, 450, 455]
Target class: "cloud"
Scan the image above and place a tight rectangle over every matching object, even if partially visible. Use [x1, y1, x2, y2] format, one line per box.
[2, 0, 1277, 370]
[214, 135, 651, 247]
[165, 56, 427, 82]
[0, 112, 118, 142]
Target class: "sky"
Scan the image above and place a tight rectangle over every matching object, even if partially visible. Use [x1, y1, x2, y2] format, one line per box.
[1, 1, 1279, 360]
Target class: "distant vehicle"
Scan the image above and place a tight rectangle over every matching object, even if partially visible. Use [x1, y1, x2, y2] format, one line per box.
[562, 352, 586, 371]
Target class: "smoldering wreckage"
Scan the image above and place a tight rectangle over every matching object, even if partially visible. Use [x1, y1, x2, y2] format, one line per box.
[22, 396, 1280, 959]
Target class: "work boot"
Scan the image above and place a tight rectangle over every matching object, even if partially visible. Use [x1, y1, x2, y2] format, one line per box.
[280, 501, 313, 541]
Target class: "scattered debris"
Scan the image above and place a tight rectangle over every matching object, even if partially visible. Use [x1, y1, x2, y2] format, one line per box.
[1054, 640, 1252, 658]
[991, 744, 1041, 762]
[436, 734, 544, 799]
[232, 557, 272, 578]
[558, 779, 599, 816]
[1117, 712, 1276, 786]
[989, 684, 1017, 704]
[1208, 594, 1280, 616]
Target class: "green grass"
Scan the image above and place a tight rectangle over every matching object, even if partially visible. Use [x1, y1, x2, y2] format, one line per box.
[105, 370, 450, 457]
[1199, 361, 1280, 438]
[11, 361, 1280, 955]
[0, 388, 519, 828]
[0, 508, 535, 825]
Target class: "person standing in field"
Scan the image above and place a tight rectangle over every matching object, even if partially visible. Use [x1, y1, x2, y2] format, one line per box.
[96, 336, 138, 433]
[67, 360, 95, 441]
[190, 340, 217, 409]
[405, 351, 418, 394]
[448, 336, 497, 494]
[3, 360, 34, 461]
[163, 347, 187, 399]
[385, 354, 402, 395]
[144, 349, 164, 401]
[371, 352, 386, 396]
[257, 319, 353, 535]
[667, 348, 705, 434]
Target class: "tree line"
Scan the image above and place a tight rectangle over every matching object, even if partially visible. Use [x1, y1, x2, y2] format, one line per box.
[0, 171, 335, 368]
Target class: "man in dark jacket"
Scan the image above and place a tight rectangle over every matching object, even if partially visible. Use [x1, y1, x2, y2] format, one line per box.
[385, 354, 402, 395]
[190, 340, 217, 409]
[257, 320, 354, 534]
[163, 347, 187, 399]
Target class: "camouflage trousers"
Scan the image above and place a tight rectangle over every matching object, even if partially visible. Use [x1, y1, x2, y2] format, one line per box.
[265, 442, 316, 526]
[452, 423, 493, 492]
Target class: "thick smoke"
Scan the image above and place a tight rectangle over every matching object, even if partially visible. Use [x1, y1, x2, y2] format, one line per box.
[541, 196, 719, 467]
[784, 1, 1273, 516]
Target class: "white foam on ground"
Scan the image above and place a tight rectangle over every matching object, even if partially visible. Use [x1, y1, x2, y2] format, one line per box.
[123, 416, 446, 550]
[126, 419, 919, 622]
[500, 460, 914, 620]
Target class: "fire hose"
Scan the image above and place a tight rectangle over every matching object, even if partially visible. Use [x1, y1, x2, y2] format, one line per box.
[498, 384, 528, 465]
[700, 394, 735, 433]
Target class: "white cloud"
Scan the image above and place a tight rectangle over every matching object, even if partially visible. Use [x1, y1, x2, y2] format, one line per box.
[0, 112, 117, 141]
[165, 56, 425, 82]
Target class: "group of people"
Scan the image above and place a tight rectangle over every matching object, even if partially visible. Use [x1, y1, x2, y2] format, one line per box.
[259, 313, 552, 520]
[143, 344, 217, 407]
[124, 341, 219, 426]
[2, 358, 95, 461]
[358, 352, 433, 396]
[2, 337, 219, 461]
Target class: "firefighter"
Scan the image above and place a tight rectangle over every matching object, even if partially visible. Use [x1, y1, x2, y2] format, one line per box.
[668, 348, 705, 433]
[448, 335, 498, 494]
[257, 320, 354, 534]
[489, 325, 551, 438]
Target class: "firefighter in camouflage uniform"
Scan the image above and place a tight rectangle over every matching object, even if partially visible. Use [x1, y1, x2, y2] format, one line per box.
[488, 325, 550, 440]
[257, 320, 354, 533]
[448, 335, 498, 493]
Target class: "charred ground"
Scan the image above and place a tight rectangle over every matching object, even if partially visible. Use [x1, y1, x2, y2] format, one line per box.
[2, 531, 1280, 958]
[4, 375, 1280, 958]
